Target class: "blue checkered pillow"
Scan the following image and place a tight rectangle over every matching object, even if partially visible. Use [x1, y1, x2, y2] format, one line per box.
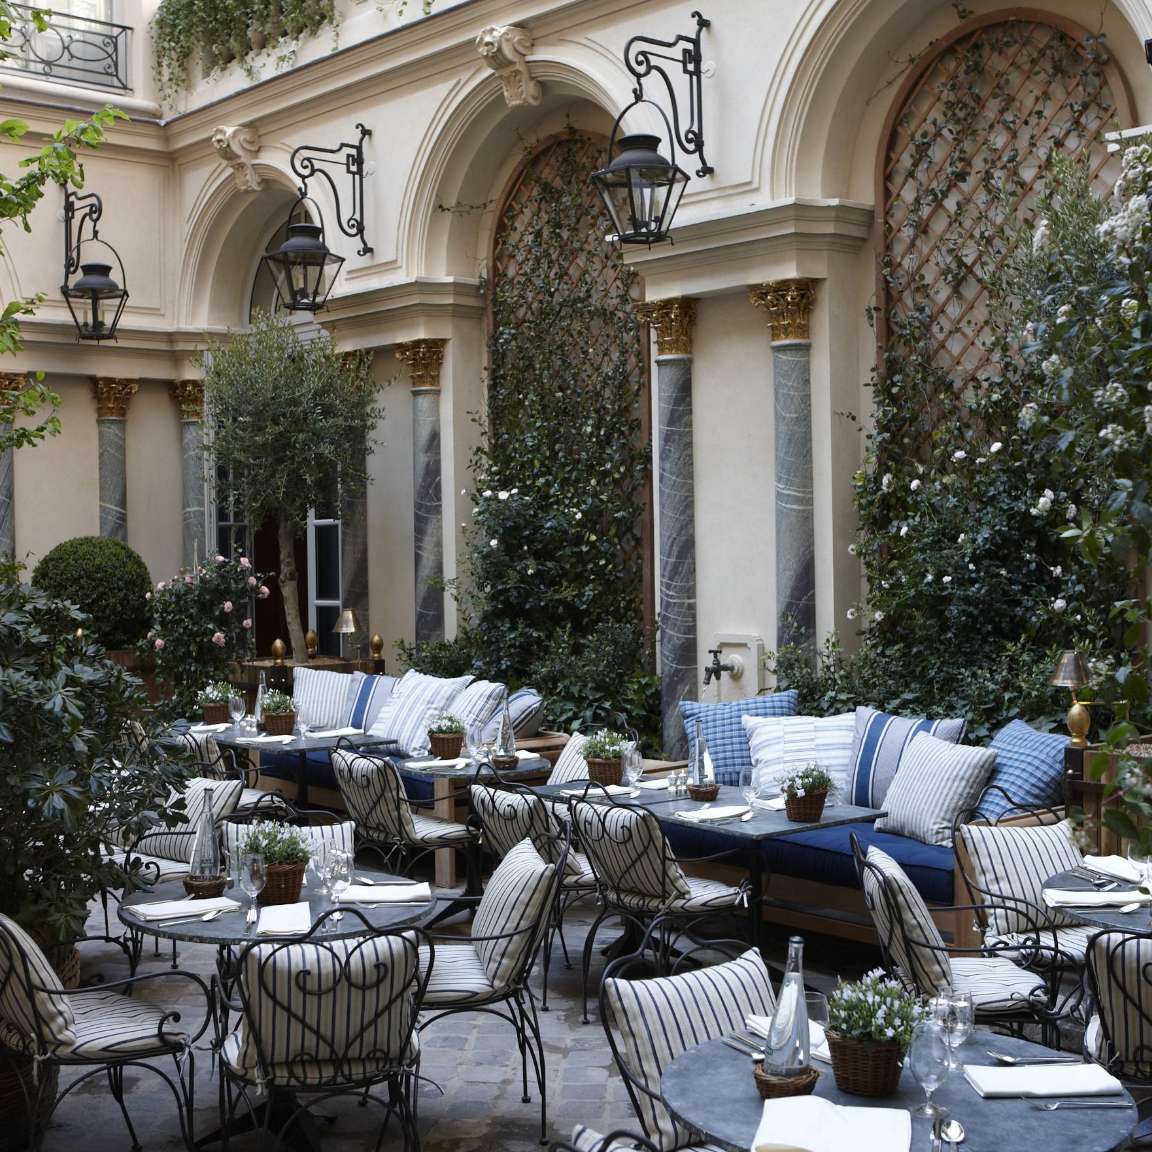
[976, 719, 1068, 820]
[679, 692, 800, 785]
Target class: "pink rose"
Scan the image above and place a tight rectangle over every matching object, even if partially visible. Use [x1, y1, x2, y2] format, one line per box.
[239, 557, 251, 569]
[184, 574, 194, 585]
[222, 600, 233, 613]
[247, 576, 257, 587]
[258, 585, 270, 599]
[153, 637, 165, 651]
[211, 631, 226, 647]
[242, 618, 252, 629]
[214, 554, 225, 563]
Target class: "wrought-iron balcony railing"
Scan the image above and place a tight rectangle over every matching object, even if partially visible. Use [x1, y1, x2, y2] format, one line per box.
[1, 3, 130, 92]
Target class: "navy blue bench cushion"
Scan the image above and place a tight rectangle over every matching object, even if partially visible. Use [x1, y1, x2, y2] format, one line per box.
[260, 749, 435, 805]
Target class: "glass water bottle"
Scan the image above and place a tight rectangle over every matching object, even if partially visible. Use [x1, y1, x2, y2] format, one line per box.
[764, 935, 811, 1076]
[692, 721, 715, 785]
[189, 787, 222, 881]
[254, 670, 267, 728]
[496, 700, 516, 758]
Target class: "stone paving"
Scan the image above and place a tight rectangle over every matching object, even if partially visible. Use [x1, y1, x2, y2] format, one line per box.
[42, 900, 877, 1152]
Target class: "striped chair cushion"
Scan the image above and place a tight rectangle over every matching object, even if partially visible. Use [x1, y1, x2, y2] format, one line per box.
[408, 813, 476, 845]
[179, 730, 230, 778]
[679, 692, 800, 787]
[977, 720, 1069, 820]
[570, 1126, 725, 1152]
[143, 777, 244, 863]
[449, 679, 508, 735]
[862, 846, 952, 994]
[617, 876, 744, 915]
[291, 667, 352, 730]
[571, 802, 690, 902]
[876, 734, 995, 846]
[232, 932, 420, 1085]
[332, 748, 410, 842]
[603, 948, 777, 1149]
[223, 819, 355, 865]
[368, 670, 474, 755]
[59, 990, 186, 1057]
[418, 943, 497, 1005]
[847, 707, 967, 809]
[343, 672, 398, 731]
[469, 784, 576, 874]
[105, 850, 190, 884]
[1086, 932, 1152, 1078]
[473, 839, 556, 989]
[949, 956, 1047, 1013]
[959, 819, 1081, 938]
[548, 733, 590, 785]
[742, 712, 856, 796]
[0, 915, 75, 1052]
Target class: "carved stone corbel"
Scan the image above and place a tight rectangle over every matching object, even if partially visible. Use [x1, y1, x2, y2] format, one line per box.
[475, 25, 542, 107]
[211, 125, 263, 192]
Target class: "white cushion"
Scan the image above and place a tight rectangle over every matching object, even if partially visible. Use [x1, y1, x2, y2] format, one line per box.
[106, 850, 190, 884]
[1087, 932, 1152, 1078]
[547, 732, 590, 785]
[368, 670, 474, 755]
[291, 667, 351, 730]
[418, 943, 497, 1005]
[741, 712, 856, 795]
[876, 733, 995, 846]
[0, 915, 75, 1053]
[949, 955, 1047, 1013]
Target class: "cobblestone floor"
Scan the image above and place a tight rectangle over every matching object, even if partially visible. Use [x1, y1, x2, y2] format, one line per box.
[40, 899, 877, 1152]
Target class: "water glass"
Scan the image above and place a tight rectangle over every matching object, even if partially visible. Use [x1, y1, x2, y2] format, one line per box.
[239, 852, 266, 931]
[296, 705, 311, 741]
[739, 764, 757, 808]
[930, 992, 973, 1068]
[909, 1021, 951, 1117]
[622, 743, 644, 787]
[228, 694, 245, 729]
[326, 850, 353, 931]
[804, 991, 829, 1028]
[309, 843, 332, 898]
[1127, 846, 1152, 890]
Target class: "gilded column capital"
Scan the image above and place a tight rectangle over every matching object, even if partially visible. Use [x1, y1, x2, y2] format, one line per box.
[0, 371, 27, 392]
[170, 379, 204, 421]
[395, 339, 447, 390]
[92, 377, 138, 419]
[749, 279, 818, 342]
[636, 297, 697, 356]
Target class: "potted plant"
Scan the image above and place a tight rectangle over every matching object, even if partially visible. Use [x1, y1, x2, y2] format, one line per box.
[239, 823, 311, 905]
[261, 689, 296, 736]
[197, 680, 233, 724]
[428, 713, 464, 760]
[825, 970, 922, 1097]
[779, 763, 835, 822]
[583, 728, 630, 787]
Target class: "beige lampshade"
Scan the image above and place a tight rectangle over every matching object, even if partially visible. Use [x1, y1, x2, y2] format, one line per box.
[1050, 650, 1089, 690]
[333, 609, 358, 635]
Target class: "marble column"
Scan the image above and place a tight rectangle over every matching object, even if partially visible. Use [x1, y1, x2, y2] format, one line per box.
[396, 339, 447, 645]
[170, 380, 207, 568]
[751, 280, 818, 656]
[637, 298, 698, 760]
[92, 377, 138, 541]
[0, 371, 23, 561]
[340, 423, 371, 660]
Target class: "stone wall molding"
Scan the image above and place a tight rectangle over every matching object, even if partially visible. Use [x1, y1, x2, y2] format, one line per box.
[475, 24, 542, 108]
[395, 338, 448, 390]
[211, 125, 264, 191]
[636, 297, 697, 356]
[749, 278, 818, 342]
[92, 377, 139, 420]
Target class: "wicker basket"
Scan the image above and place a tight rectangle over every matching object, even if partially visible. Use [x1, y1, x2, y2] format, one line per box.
[826, 1033, 904, 1097]
[753, 1063, 820, 1100]
[202, 702, 230, 725]
[492, 755, 518, 772]
[262, 711, 296, 736]
[585, 757, 622, 787]
[687, 781, 720, 802]
[429, 731, 464, 760]
[183, 875, 228, 899]
[785, 790, 828, 823]
[258, 862, 306, 906]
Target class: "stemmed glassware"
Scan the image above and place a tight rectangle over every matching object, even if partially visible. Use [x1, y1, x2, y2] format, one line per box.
[228, 694, 245, 730]
[1127, 845, 1152, 891]
[622, 742, 644, 788]
[239, 852, 266, 932]
[930, 992, 973, 1069]
[909, 1020, 951, 1117]
[326, 850, 352, 931]
[296, 704, 311, 741]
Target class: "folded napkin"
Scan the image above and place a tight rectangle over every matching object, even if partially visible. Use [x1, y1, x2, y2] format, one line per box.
[405, 757, 469, 771]
[675, 804, 750, 823]
[635, 778, 670, 791]
[237, 734, 295, 745]
[515, 749, 536, 760]
[745, 1016, 830, 1063]
[1043, 887, 1152, 908]
[336, 882, 433, 904]
[754, 796, 788, 811]
[131, 896, 240, 921]
[309, 726, 362, 739]
[751, 1096, 909, 1152]
[1083, 855, 1143, 884]
[189, 722, 231, 734]
[256, 902, 312, 936]
[561, 784, 633, 797]
[963, 1061, 1123, 1098]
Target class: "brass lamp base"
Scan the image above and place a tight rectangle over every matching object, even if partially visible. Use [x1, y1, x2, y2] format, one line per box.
[1067, 697, 1091, 749]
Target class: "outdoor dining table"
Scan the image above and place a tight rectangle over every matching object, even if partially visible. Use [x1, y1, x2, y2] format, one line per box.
[534, 781, 885, 954]
[660, 1028, 1137, 1152]
[1043, 867, 1152, 934]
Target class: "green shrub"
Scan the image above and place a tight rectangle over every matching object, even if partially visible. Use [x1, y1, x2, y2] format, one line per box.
[32, 536, 152, 649]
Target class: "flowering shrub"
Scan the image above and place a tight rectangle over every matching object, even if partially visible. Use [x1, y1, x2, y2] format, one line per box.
[827, 970, 922, 1047]
[261, 689, 294, 715]
[146, 554, 269, 714]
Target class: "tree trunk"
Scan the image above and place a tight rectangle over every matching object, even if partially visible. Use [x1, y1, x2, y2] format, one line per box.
[277, 514, 307, 659]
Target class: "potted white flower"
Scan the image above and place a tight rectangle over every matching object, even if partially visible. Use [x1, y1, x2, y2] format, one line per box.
[778, 762, 835, 822]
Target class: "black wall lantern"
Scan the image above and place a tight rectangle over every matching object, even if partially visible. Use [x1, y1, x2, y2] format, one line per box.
[61, 185, 129, 342]
[592, 11, 712, 246]
[262, 124, 372, 313]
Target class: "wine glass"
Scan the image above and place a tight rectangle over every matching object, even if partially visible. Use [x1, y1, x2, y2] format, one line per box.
[296, 704, 311, 741]
[239, 852, 266, 932]
[465, 723, 484, 767]
[228, 694, 245, 730]
[622, 743, 644, 788]
[930, 992, 973, 1069]
[309, 842, 332, 902]
[1127, 845, 1152, 890]
[909, 1021, 951, 1117]
[740, 764, 757, 810]
[326, 850, 353, 932]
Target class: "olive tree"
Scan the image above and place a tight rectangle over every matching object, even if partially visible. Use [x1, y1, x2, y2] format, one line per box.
[200, 313, 379, 657]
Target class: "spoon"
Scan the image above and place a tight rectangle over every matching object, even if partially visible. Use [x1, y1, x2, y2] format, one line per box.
[355, 876, 376, 885]
[941, 1119, 965, 1144]
[1119, 902, 1142, 913]
[986, 1051, 1079, 1065]
[1029, 1100, 1131, 1110]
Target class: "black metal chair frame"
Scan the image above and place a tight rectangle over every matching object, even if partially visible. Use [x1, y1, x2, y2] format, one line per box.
[213, 910, 431, 1152]
[0, 926, 211, 1152]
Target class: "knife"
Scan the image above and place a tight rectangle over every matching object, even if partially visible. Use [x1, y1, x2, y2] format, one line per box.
[721, 1035, 762, 1057]
[930, 1115, 943, 1152]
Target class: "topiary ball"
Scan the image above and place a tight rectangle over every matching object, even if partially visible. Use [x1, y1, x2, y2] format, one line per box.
[32, 536, 152, 649]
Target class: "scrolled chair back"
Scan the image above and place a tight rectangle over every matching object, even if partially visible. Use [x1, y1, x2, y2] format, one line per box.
[550, 1126, 659, 1152]
[469, 780, 565, 865]
[221, 798, 353, 865]
[331, 746, 414, 843]
[1086, 930, 1152, 1081]
[173, 728, 238, 782]
[0, 913, 76, 1056]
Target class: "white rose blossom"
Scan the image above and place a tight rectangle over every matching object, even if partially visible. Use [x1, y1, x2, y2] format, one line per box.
[846, 608, 859, 621]
[910, 479, 921, 491]
[989, 441, 1002, 454]
[1041, 354, 1063, 379]
[952, 449, 967, 461]
[1052, 597, 1068, 613]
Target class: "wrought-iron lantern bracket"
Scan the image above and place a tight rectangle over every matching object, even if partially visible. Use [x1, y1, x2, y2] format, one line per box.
[63, 184, 104, 279]
[288, 123, 373, 256]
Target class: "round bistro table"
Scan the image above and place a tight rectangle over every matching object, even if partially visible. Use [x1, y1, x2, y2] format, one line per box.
[660, 1029, 1136, 1152]
[1044, 868, 1152, 934]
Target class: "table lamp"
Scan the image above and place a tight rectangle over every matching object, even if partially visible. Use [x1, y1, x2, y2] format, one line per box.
[1050, 650, 1091, 748]
[334, 609, 358, 658]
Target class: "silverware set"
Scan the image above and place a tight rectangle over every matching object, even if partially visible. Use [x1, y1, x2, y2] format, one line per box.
[1068, 866, 1121, 890]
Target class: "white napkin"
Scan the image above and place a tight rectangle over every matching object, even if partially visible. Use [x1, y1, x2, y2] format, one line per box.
[237, 734, 295, 745]
[754, 796, 788, 811]
[189, 722, 231, 734]
[336, 882, 432, 904]
[561, 784, 633, 797]
[1083, 855, 1143, 884]
[405, 757, 469, 770]
[515, 749, 536, 760]
[745, 1016, 830, 1063]
[635, 778, 670, 790]
[130, 896, 240, 921]
[675, 804, 750, 823]
[963, 1062, 1123, 1098]
[256, 902, 312, 936]
[309, 726, 362, 739]
[1043, 887, 1152, 908]
[751, 1096, 909, 1152]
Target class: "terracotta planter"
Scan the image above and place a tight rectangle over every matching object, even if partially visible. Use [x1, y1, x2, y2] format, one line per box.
[258, 863, 306, 906]
[826, 1033, 904, 1097]
[585, 757, 622, 787]
[785, 790, 828, 823]
[429, 731, 463, 760]
[201, 702, 230, 725]
[262, 711, 295, 736]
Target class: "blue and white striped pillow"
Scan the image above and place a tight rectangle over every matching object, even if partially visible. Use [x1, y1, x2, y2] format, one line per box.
[847, 707, 966, 809]
[742, 712, 857, 796]
[291, 667, 351, 730]
[449, 679, 507, 735]
[369, 670, 473, 756]
[977, 719, 1068, 820]
[343, 672, 398, 731]
[679, 692, 800, 786]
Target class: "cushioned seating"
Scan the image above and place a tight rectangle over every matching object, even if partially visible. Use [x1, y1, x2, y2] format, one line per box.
[260, 748, 436, 805]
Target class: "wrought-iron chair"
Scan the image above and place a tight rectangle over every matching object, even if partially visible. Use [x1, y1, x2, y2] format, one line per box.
[214, 912, 430, 1151]
[852, 833, 1069, 1043]
[418, 834, 568, 1143]
[0, 913, 211, 1152]
[552, 1127, 660, 1152]
[172, 728, 278, 812]
[570, 793, 748, 1022]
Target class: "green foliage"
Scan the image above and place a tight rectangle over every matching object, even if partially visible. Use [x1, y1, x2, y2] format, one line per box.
[0, 584, 189, 941]
[261, 688, 293, 715]
[32, 535, 152, 649]
[146, 553, 267, 714]
[827, 970, 923, 1047]
[582, 729, 629, 760]
[239, 821, 311, 866]
[778, 763, 835, 799]
[428, 712, 463, 735]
